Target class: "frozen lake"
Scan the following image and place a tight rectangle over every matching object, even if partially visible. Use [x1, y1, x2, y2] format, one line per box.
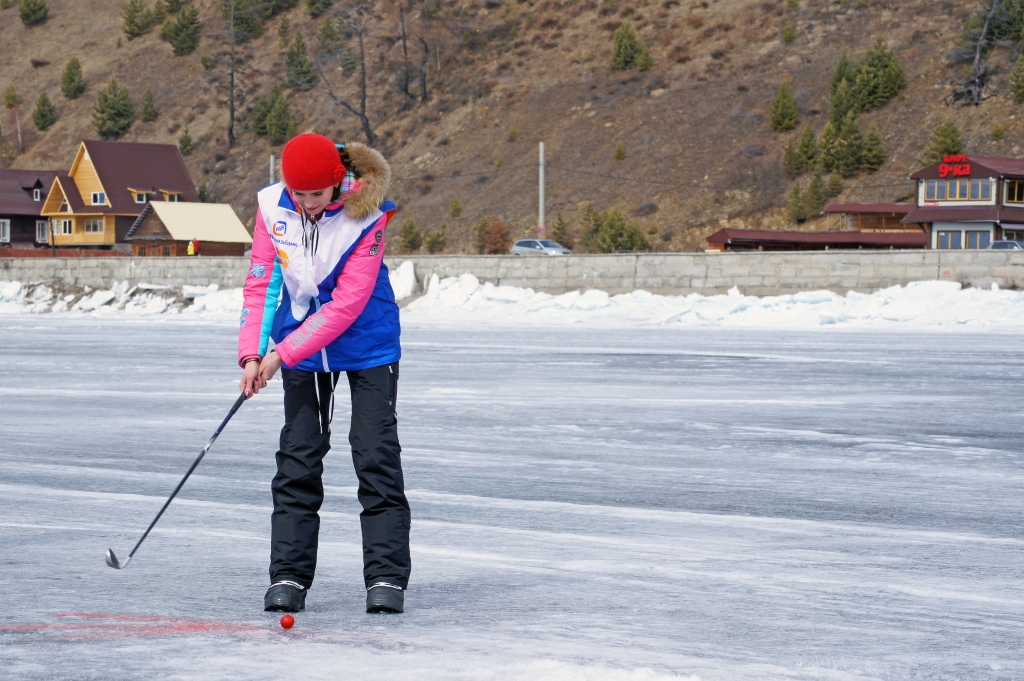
[1, 317, 1022, 680]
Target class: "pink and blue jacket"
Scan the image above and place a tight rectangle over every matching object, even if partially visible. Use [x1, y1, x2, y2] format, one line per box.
[238, 146, 400, 373]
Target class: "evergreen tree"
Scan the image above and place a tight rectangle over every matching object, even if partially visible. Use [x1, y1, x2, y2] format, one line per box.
[265, 96, 296, 144]
[770, 82, 799, 132]
[121, 0, 153, 40]
[306, 0, 332, 18]
[819, 121, 839, 172]
[31, 92, 57, 131]
[854, 37, 905, 111]
[315, 17, 341, 56]
[550, 211, 571, 249]
[827, 174, 843, 198]
[783, 138, 803, 180]
[223, 0, 265, 42]
[251, 87, 285, 137]
[140, 89, 159, 122]
[4, 85, 19, 109]
[425, 225, 447, 253]
[178, 126, 193, 156]
[591, 208, 650, 253]
[861, 122, 886, 173]
[286, 33, 317, 90]
[398, 219, 422, 252]
[61, 58, 86, 99]
[922, 117, 964, 164]
[198, 182, 212, 202]
[796, 125, 818, 170]
[781, 20, 795, 43]
[450, 197, 462, 218]
[786, 180, 805, 221]
[1012, 57, 1024, 104]
[612, 22, 652, 71]
[829, 52, 855, 100]
[167, 5, 201, 56]
[803, 170, 828, 218]
[836, 111, 865, 179]
[278, 15, 291, 48]
[92, 79, 135, 140]
[829, 78, 855, 128]
[19, 0, 48, 26]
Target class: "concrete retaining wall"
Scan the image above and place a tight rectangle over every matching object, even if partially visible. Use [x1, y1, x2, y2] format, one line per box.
[3, 251, 1024, 295]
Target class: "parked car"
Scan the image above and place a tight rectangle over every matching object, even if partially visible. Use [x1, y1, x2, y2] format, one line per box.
[511, 239, 571, 256]
[989, 240, 1024, 250]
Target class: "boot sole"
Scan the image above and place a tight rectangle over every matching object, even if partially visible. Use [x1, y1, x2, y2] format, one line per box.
[366, 587, 404, 614]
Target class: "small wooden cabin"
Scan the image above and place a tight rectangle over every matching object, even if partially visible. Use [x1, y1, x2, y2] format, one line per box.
[125, 202, 252, 256]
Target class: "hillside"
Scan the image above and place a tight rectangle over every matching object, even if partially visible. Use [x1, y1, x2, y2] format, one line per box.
[1, 0, 1021, 253]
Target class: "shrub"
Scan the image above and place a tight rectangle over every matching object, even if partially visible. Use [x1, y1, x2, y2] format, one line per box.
[61, 58, 86, 99]
[612, 21, 652, 71]
[449, 197, 462, 218]
[507, 127, 518, 142]
[0, 0, 16, 8]
[584, 206, 650, 253]
[140, 90, 159, 122]
[614, 141, 626, 160]
[251, 87, 285, 137]
[770, 82, 799, 132]
[781, 20, 795, 43]
[474, 216, 512, 254]
[198, 183, 212, 202]
[286, 34, 317, 90]
[861, 122, 885, 173]
[92, 79, 135, 140]
[992, 122, 1006, 141]
[121, 0, 154, 40]
[4, 84, 19, 109]
[922, 117, 963, 164]
[32, 92, 57, 131]
[425, 225, 447, 254]
[201, 55, 216, 69]
[167, 5, 201, 56]
[19, 0, 48, 26]
[264, 96, 296, 144]
[178, 126, 193, 156]
[307, 0, 332, 19]
[1012, 57, 1024, 104]
[398, 219, 422, 253]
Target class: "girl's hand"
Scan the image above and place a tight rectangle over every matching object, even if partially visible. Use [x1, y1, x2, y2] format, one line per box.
[259, 350, 284, 386]
[240, 359, 262, 399]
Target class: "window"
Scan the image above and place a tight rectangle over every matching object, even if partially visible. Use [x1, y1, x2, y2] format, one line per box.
[1007, 180, 1024, 204]
[33, 188, 41, 201]
[56, 219, 72, 235]
[135, 192, 148, 204]
[166, 193, 181, 202]
[84, 219, 103, 234]
[91, 191, 106, 205]
[0, 219, 9, 243]
[938, 231, 962, 249]
[138, 245, 147, 256]
[927, 179, 989, 201]
[59, 199, 69, 213]
[161, 246, 171, 256]
[36, 220, 48, 243]
[1006, 230, 1024, 241]
[966, 231, 990, 249]
[968, 179, 991, 200]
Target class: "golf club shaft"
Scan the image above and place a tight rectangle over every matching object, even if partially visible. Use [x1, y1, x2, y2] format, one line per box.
[124, 392, 247, 561]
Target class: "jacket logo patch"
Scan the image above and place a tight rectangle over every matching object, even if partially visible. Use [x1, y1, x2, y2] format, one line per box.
[239, 308, 250, 327]
[369, 244, 380, 256]
[276, 249, 290, 268]
[272, 221, 287, 237]
[250, 264, 266, 278]
[286, 311, 328, 351]
[374, 230, 382, 244]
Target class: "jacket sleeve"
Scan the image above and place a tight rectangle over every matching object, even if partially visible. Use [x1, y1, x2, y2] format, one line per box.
[275, 213, 391, 369]
[237, 208, 280, 367]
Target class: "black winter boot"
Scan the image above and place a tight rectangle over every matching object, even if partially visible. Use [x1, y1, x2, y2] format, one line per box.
[366, 583, 404, 613]
[264, 581, 307, 612]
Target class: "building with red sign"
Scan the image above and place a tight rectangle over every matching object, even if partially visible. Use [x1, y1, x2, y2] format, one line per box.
[903, 155, 1024, 249]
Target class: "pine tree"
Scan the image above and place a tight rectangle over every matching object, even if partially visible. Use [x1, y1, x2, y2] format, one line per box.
[861, 122, 886, 173]
[265, 96, 296, 144]
[1011, 57, 1024, 104]
[121, 0, 153, 40]
[306, 0, 332, 19]
[286, 33, 317, 90]
[278, 15, 291, 48]
[770, 83, 799, 132]
[167, 5, 201, 56]
[612, 22, 651, 71]
[836, 111, 865, 179]
[425, 225, 447, 253]
[854, 37, 905, 112]
[92, 79, 135, 140]
[178, 126, 193, 156]
[550, 211, 571, 249]
[19, 0, 48, 26]
[783, 138, 803, 180]
[398, 219, 422, 252]
[827, 174, 843, 198]
[922, 117, 964, 164]
[819, 121, 839, 172]
[829, 78, 855, 128]
[449, 197, 463, 218]
[803, 170, 828, 218]
[786, 180, 805, 221]
[316, 17, 341, 56]
[781, 20, 796, 43]
[829, 52, 855, 100]
[61, 58, 86, 99]
[198, 182, 212, 202]
[796, 125, 818, 170]
[31, 92, 57, 131]
[140, 90, 159, 122]
[251, 87, 285, 137]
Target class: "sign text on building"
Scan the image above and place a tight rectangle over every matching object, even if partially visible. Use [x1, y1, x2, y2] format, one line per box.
[939, 155, 971, 178]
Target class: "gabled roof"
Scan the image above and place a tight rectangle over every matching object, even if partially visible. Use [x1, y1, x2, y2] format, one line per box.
[910, 156, 1024, 180]
[79, 141, 199, 213]
[707, 228, 928, 248]
[901, 205, 1024, 224]
[0, 168, 60, 217]
[125, 202, 252, 243]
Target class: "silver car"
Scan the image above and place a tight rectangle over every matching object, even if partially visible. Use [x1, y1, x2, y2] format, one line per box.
[989, 240, 1024, 250]
[511, 239, 571, 256]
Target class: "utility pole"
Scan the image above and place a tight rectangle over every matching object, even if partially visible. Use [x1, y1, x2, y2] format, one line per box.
[538, 141, 546, 238]
[228, 0, 236, 148]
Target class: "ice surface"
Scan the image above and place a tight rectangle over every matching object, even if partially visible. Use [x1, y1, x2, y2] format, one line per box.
[1, 317, 1022, 680]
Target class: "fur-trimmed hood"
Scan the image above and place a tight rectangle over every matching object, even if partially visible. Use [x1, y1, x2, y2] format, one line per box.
[340, 142, 391, 220]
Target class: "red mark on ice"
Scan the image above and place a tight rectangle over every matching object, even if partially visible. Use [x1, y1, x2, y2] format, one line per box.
[1, 612, 265, 641]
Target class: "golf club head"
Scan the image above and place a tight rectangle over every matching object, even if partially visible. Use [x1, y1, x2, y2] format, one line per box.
[105, 548, 130, 569]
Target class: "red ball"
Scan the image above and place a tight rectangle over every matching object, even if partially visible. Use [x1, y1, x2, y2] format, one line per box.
[280, 614, 294, 629]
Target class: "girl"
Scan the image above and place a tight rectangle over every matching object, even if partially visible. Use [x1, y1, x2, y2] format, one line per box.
[238, 133, 409, 614]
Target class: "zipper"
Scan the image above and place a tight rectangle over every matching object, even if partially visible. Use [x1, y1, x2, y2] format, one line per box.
[314, 298, 330, 372]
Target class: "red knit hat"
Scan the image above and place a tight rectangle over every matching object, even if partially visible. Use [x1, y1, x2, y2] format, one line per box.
[281, 133, 347, 190]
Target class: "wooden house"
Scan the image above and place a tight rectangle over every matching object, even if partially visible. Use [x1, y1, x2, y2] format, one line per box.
[0, 169, 60, 248]
[125, 202, 252, 256]
[40, 141, 199, 250]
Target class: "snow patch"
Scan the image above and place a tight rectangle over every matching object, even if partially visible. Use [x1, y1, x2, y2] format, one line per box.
[389, 260, 417, 301]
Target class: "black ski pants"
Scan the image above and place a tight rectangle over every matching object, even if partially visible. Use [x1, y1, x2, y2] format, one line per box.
[269, 363, 411, 591]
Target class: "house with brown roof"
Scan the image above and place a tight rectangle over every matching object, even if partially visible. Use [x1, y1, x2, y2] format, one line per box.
[40, 141, 199, 250]
[0, 169, 60, 248]
[125, 202, 252, 256]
